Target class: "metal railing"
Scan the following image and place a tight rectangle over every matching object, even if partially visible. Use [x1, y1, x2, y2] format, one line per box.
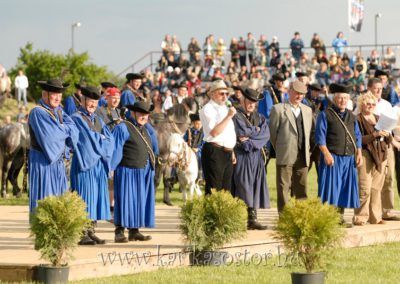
[116, 43, 400, 77]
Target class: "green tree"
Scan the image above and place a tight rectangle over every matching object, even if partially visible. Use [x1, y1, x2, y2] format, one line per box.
[9, 42, 117, 102]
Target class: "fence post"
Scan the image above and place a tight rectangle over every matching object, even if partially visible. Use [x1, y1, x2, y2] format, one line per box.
[151, 52, 153, 73]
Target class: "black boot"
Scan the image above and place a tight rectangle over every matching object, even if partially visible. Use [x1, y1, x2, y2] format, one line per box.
[114, 226, 128, 243]
[128, 228, 152, 241]
[88, 222, 106, 244]
[247, 208, 268, 230]
[78, 230, 96, 245]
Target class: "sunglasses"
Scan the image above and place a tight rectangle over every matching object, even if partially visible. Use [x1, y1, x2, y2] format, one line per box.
[366, 103, 376, 106]
[218, 92, 229, 96]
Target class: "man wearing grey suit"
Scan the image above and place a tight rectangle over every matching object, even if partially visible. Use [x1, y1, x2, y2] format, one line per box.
[269, 80, 312, 213]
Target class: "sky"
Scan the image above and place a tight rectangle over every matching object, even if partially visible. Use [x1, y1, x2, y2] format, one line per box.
[1, 0, 399, 75]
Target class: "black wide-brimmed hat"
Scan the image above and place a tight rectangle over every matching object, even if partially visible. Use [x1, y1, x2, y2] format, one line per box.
[374, 69, 389, 78]
[178, 82, 188, 89]
[243, 88, 264, 102]
[309, 83, 323, 92]
[74, 82, 86, 90]
[126, 73, 143, 82]
[81, 86, 101, 100]
[295, 71, 307, 78]
[100, 81, 117, 89]
[232, 85, 245, 93]
[272, 73, 286, 82]
[126, 101, 154, 114]
[329, 82, 353, 94]
[189, 113, 200, 122]
[38, 79, 69, 93]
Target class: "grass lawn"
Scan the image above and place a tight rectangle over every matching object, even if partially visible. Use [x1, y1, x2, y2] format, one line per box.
[71, 242, 400, 284]
[2, 159, 400, 210]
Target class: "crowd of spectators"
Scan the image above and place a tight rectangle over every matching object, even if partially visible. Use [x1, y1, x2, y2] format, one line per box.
[148, 32, 399, 112]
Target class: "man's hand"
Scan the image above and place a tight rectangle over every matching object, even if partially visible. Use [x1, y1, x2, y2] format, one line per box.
[232, 152, 237, 165]
[239, 136, 249, 142]
[323, 151, 334, 166]
[227, 106, 236, 118]
[356, 149, 363, 167]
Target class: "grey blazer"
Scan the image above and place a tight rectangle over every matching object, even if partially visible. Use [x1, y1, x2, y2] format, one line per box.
[269, 103, 312, 166]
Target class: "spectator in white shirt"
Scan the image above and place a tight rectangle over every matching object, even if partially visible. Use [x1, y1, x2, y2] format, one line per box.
[200, 80, 237, 194]
[14, 70, 29, 106]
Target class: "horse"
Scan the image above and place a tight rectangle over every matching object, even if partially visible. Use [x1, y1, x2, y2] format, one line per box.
[167, 133, 202, 202]
[0, 122, 30, 198]
[151, 97, 198, 205]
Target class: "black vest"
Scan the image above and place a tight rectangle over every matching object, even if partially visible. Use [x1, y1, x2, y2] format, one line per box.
[119, 121, 153, 169]
[29, 123, 42, 152]
[294, 112, 305, 153]
[79, 112, 102, 133]
[381, 86, 391, 103]
[188, 128, 203, 149]
[325, 108, 356, 156]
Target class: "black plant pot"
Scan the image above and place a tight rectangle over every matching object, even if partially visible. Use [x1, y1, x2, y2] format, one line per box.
[190, 250, 228, 266]
[34, 265, 69, 284]
[291, 272, 325, 284]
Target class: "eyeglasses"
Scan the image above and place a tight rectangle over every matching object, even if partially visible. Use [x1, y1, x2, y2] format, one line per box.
[366, 103, 376, 106]
[218, 92, 229, 96]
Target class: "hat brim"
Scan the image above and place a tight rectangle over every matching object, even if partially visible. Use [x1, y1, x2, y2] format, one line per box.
[207, 87, 228, 95]
[126, 104, 154, 114]
[243, 92, 265, 102]
[38, 81, 69, 93]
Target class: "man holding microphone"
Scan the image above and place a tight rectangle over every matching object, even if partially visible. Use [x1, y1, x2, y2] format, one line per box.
[200, 80, 237, 194]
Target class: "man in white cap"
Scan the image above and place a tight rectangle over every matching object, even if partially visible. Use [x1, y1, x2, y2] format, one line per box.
[269, 80, 312, 214]
[199, 79, 237, 194]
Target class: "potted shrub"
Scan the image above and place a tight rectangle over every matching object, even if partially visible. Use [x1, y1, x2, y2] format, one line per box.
[274, 198, 345, 284]
[30, 191, 90, 284]
[180, 189, 247, 266]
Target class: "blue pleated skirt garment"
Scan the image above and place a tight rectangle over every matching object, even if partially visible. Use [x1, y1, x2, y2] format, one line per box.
[113, 161, 155, 229]
[318, 153, 360, 208]
[70, 158, 111, 221]
[29, 149, 69, 212]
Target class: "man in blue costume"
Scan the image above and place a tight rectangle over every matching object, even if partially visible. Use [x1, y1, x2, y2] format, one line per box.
[258, 73, 288, 166]
[316, 83, 362, 226]
[258, 72, 288, 122]
[183, 113, 204, 181]
[374, 69, 399, 106]
[28, 79, 79, 213]
[232, 88, 270, 230]
[98, 81, 117, 108]
[304, 83, 329, 178]
[96, 86, 122, 213]
[120, 72, 159, 157]
[111, 101, 156, 243]
[120, 73, 146, 106]
[64, 82, 84, 115]
[70, 86, 114, 245]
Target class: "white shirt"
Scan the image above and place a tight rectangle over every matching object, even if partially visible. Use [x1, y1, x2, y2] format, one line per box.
[15, 75, 29, 89]
[162, 96, 173, 113]
[289, 103, 301, 118]
[199, 99, 236, 148]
